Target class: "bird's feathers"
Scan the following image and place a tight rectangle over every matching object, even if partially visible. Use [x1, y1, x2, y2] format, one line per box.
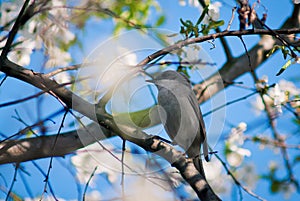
[153, 70, 209, 160]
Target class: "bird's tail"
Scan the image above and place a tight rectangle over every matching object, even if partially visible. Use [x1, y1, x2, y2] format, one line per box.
[193, 156, 206, 179]
[203, 138, 210, 162]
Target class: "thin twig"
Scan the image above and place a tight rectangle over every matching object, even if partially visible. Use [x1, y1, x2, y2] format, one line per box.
[69, 111, 171, 191]
[251, 72, 299, 191]
[83, 166, 98, 201]
[56, 158, 82, 201]
[31, 161, 57, 200]
[45, 64, 82, 77]
[214, 153, 267, 201]
[143, 60, 216, 69]
[5, 164, 19, 201]
[216, 27, 233, 61]
[222, 80, 256, 91]
[203, 91, 257, 117]
[41, 109, 69, 201]
[0, 108, 63, 143]
[1, 0, 30, 58]
[264, 93, 300, 120]
[0, 75, 8, 87]
[244, 136, 300, 150]
[0, 80, 77, 108]
[226, 7, 237, 31]
[121, 139, 126, 199]
[18, 168, 34, 199]
[238, 36, 258, 81]
[138, 28, 300, 66]
[258, 18, 299, 57]
[12, 109, 37, 137]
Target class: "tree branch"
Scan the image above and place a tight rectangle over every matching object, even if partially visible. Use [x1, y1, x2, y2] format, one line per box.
[255, 79, 299, 190]
[0, 59, 220, 200]
[145, 138, 221, 200]
[214, 153, 266, 201]
[45, 63, 82, 77]
[138, 28, 300, 67]
[0, 28, 299, 165]
[0, 123, 114, 164]
[1, 59, 102, 123]
[0, 0, 30, 59]
[0, 5, 299, 200]
[195, 4, 300, 103]
[216, 27, 233, 61]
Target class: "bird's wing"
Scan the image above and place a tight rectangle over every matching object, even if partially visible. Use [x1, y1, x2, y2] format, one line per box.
[187, 92, 209, 161]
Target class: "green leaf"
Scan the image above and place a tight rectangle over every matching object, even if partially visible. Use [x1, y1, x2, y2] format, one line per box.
[266, 45, 282, 57]
[201, 24, 209, 35]
[26, 130, 35, 137]
[155, 15, 165, 26]
[209, 20, 225, 29]
[293, 118, 300, 126]
[276, 59, 292, 76]
[193, 26, 199, 37]
[196, 5, 209, 25]
[293, 155, 300, 165]
[180, 26, 185, 34]
[281, 47, 290, 60]
[178, 67, 189, 77]
[180, 18, 188, 26]
[271, 181, 281, 193]
[112, 106, 158, 128]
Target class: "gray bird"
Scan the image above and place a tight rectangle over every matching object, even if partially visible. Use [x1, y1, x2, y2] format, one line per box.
[147, 70, 209, 177]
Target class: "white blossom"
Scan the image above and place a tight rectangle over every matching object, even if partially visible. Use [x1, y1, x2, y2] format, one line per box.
[179, 0, 187, 6]
[24, 196, 66, 201]
[252, 96, 266, 115]
[0, 37, 35, 66]
[259, 35, 275, 50]
[71, 143, 118, 185]
[178, 1, 221, 23]
[204, 157, 231, 193]
[227, 122, 247, 145]
[269, 160, 278, 171]
[208, 2, 222, 21]
[125, 177, 173, 201]
[182, 45, 200, 65]
[278, 79, 300, 96]
[255, 75, 268, 90]
[200, 2, 222, 24]
[53, 71, 71, 84]
[83, 191, 102, 201]
[93, 46, 138, 90]
[178, 0, 200, 7]
[45, 46, 72, 68]
[165, 167, 184, 187]
[273, 84, 284, 114]
[0, 1, 74, 67]
[252, 79, 300, 115]
[283, 184, 297, 199]
[293, 0, 300, 4]
[236, 164, 257, 189]
[0, 1, 23, 30]
[24, 191, 101, 201]
[226, 122, 251, 167]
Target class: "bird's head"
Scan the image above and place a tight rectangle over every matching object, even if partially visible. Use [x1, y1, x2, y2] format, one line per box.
[146, 70, 191, 87]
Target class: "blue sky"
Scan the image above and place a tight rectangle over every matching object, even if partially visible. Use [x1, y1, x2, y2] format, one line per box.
[0, 0, 299, 200]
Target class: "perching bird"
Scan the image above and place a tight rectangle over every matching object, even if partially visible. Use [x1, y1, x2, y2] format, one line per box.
[147, 70, 209, 177]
